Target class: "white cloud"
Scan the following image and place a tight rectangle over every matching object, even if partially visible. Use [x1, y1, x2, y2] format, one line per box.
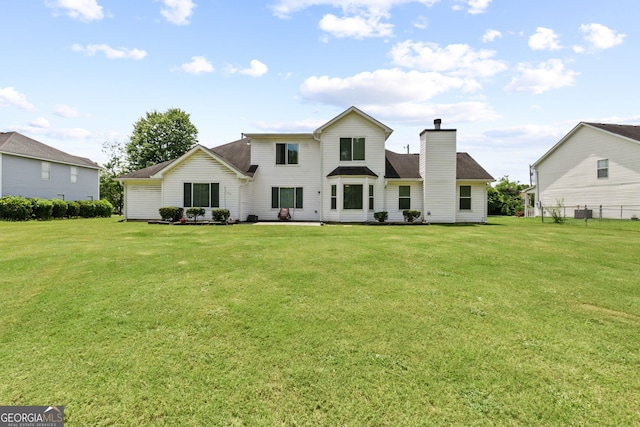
[466, 0, 492, 14]
[528, 27, 562, 51]
[319, 13, 393, 38]
[579, 23, 625, 50]
[300, 68, 478, 105]
[482, 29, 502, 43]
[365, 101, 501, 124]
[54, 104, 83, 118]
[271, 0, 439, 38]
[413, 16, 428, 30]
[30, 117, 51, 128]
[72, 44, 147, 59]
[390, 41, 507, 78]
[161, 0, 196, 25]
[505, 59, 578, 94]
[181, 56, 214, 74]
[0, 87, 36, 111]
[46, 0, 104, 22]
[239, 60, 269, 77]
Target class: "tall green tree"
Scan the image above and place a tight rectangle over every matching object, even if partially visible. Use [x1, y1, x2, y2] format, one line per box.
[99, 141, 125, 214]
[125, 108, 198, 170]
[488, 176, 527, 216]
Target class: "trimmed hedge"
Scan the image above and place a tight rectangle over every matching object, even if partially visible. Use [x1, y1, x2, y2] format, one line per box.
[0, 196, 112, 221]
[211, 208, 230, 222]
[159, 206, 184, 222]
[403, 209, 421, 223]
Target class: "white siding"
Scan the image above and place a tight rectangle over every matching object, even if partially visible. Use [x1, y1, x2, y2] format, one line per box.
[250, 136, 321, 221]
[536, 126, 640, 218]
[385, 182, 424, 222]
[455, 182, 488, 223]
[421, 130, 457, 223]
[124, 181, 161, 220]
[321, 112, 386, 222]
[162, 151, 243, 220]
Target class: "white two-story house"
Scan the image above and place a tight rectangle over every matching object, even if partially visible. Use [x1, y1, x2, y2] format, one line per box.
[118, 107, 494, 223]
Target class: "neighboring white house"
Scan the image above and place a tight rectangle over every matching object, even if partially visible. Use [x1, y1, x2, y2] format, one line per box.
[0, 132, 100, 201]
[526, 122, 640, 219]
[118, 107, 494, 223]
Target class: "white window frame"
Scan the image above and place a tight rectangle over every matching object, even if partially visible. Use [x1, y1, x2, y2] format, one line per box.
[41, 162, 51, 181]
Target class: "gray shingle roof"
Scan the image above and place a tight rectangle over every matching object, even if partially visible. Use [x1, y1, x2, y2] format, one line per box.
[584, 123, 640, 142]
[0, 131, 100, 169]
[385, 150, 494, 181]
[327, 166, 378, 177]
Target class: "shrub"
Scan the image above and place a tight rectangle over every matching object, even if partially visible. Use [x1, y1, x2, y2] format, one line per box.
[93, 199, 113, 218]
[66, 201, 80, 218]
[403, 210, 421, 223]
[545, 199, 565, 224]
[77, 200, 96, 218]
[373, 211, 388, 223]
[186, 207, 205, 222]
[211, 208, 230, 222]
[159, 206, 184, 222]
[0, 196, 32, 221]
[31, 198, 54, 220]
[51, 199, 68, 219]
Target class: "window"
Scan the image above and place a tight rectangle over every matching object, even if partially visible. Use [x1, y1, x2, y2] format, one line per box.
[369, 185, 374, 210]
[343, 184, 363, 209]
[459, 185, 471, 210]
[339, 137, 365, 161]
[597, 159, 608, 178]
[399, 186, 411, 210]
[276, 143, 299, 165]
[331, 185, 337, 210]
[271, 187, 303, 209]
[183, 183, 220, 207]
[41, 162, 51, 181]
[70, 166, 77, 183]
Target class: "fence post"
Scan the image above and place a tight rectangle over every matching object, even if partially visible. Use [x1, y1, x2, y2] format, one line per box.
[599, 205, 602, 222]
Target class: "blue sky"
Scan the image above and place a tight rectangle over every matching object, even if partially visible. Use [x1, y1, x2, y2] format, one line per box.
[1, 0, 638, 183]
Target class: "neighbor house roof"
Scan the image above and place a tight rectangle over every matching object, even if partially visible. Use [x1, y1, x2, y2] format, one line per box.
[0, 131, 100, 169]
[532, 122, 640, 168]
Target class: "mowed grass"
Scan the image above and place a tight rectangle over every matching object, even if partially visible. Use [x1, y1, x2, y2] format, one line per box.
[0, 217, 639, 426]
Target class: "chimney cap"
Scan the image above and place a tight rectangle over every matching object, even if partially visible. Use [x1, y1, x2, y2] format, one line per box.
[434, 118, 442, 129]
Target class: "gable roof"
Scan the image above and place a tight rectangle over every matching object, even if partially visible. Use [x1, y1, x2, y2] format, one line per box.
[117, 138, 254, 180]
[456, 152, 494, 180]
[0, 131, 100, 169]
[533, 122, 640, 168]
[314, 106, 393, 141]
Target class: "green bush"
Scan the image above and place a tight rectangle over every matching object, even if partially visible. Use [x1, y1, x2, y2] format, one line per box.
[66, 201, 80, 218]
[403, 210, 421, 223]
[186, 207, 205, 222]
[94, 199, 113, 218]
[77, 200, 96, 218]
[373, 211, 388, 222]
[159, 206, 184, 222]
[0, 196, 32, 221]
[211, 208, 230, 222]
[30, 198, 54, 220]
[51, 199, 68, 219]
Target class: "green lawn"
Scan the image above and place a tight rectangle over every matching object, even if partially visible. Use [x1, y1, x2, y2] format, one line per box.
[1, 217, 639, 426]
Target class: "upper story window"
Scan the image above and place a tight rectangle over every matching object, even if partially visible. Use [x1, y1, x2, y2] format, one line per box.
[340, 137, 365, 161]
[276, 143, 299, 165]
[597, 159, 608, 178]
[70, 166, 77, 183]
[41, 162, 51, 181]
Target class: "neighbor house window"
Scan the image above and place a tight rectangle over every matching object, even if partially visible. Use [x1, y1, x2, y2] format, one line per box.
[70, 166, 77, 183]
[399, 186, 411, 210]
[459, 185, 471, 210]
[343, 184, 363, 209]
[272, 187, 303, 209]
[339, 137, 365, 161]
[276, 143, 299, 165]
[331, 185, 337, 210]
[597, 159, 608, 178]
[369, 185, 374, 210]
[41, 162, 51, 181]
[183, 183, 220, 208]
